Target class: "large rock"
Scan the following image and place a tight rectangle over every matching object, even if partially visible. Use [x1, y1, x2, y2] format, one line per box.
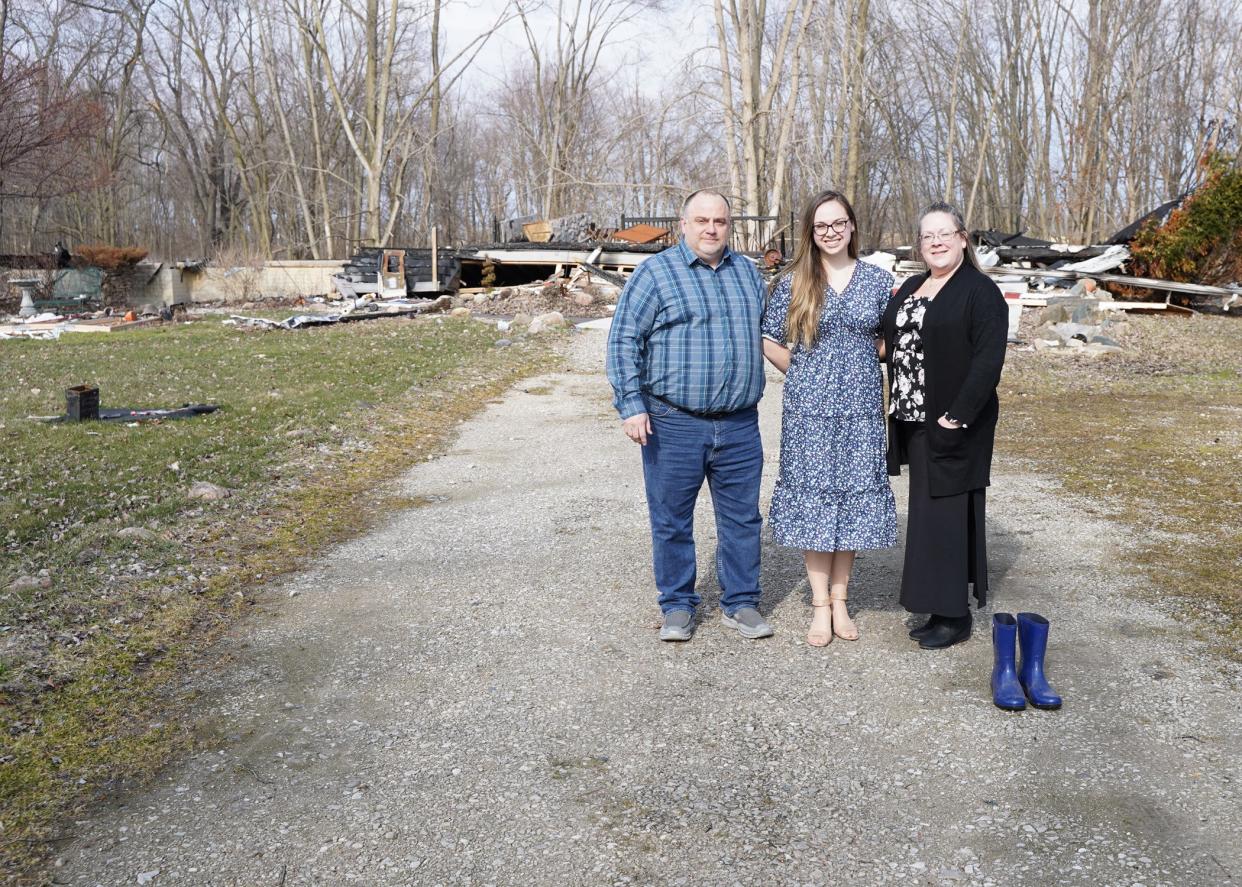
[450, 306, 472, 318]
[528, 311, 566, 334]
[1039, 297, 1104, 326]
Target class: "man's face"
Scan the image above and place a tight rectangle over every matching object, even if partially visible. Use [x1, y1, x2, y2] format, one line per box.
[680, 194, 731, 265]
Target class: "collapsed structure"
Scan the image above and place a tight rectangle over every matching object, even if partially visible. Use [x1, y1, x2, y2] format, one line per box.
[3, 195, 1240, 340]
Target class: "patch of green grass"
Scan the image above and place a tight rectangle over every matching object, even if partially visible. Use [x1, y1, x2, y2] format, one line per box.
[999, 314, 1242, 650]
[0, 315, 559, 878]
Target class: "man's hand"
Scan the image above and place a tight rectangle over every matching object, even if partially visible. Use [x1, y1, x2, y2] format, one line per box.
[622, 413, 653, 445]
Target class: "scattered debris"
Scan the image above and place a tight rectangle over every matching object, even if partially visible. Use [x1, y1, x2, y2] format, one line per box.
[985, 265, 1238, 303]
[226, 296, 451, 330]
[1057, 244, 1130, 274]
[461, 276, 619, 319]
[0, 312, 167, 339]
[37, 403, 219, 424]
[860, 251, 897, 273]
[576, 262, 626, 288]
[523, 220, 553, 243]
[575, 317, 612, 331]
[66, 384, 99, 421]
[1026, 295, 1129, 357]
[612, 224, 670, 245]
[97, 405, 219, 422]
[333, 248, 461, 299]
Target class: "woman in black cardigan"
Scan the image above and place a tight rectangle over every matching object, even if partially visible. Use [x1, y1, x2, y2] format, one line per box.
[881, 202, 1008, 649]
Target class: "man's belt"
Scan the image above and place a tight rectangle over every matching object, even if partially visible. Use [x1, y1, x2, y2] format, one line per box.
[647, 394, 748, 420]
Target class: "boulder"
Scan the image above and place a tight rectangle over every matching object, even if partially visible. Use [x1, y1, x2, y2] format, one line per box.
[450, 306, 472, 318]
[529, 311, 567, 334]
[572, 292, 595, 307]
[511, 312, 533, 327]
[1039, 297, 1104, 326]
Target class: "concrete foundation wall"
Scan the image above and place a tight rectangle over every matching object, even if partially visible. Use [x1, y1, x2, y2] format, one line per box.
[143, 260, 342, 306]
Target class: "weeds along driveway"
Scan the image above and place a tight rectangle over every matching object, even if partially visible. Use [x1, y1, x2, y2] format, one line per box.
[53, 330, 1242, 887]
[0, 315, 553, 877]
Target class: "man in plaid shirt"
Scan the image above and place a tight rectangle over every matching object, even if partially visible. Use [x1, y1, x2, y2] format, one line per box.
[606, 190, 772, 642]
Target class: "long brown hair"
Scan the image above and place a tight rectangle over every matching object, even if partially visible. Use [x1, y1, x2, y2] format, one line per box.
[913, 200, 980, 271]
[778, 190, 859, 349]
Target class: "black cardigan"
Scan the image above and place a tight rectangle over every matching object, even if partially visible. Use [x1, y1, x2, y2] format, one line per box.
[882, 262, 1008, 497]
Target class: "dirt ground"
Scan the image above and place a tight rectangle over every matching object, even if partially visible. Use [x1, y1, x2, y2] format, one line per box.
[43, 325, 1242, 887]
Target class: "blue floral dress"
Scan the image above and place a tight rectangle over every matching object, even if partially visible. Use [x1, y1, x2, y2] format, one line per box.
[761, 261, 898, 552]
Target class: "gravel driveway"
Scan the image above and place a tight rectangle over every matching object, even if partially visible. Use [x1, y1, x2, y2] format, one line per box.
[54, 330, 1241, 887]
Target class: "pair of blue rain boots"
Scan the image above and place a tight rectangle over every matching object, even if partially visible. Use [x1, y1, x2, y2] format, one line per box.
[991, 613, 1062, 711]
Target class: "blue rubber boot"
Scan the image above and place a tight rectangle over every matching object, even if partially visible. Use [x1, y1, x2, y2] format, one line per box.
[1017, 612, 1063, 710]
[991, 614, 1026, 711]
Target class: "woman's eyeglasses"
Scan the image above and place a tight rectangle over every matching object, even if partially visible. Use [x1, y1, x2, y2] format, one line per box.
[812, 219, 851, 236]
[919, 229, 963, 245]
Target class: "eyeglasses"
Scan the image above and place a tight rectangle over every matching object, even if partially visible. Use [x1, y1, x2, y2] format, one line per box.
[812, 219, 851, 237]
[919, 229, 963, 245]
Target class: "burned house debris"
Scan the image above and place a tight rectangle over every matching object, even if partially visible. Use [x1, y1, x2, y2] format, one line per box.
[6, 187, 1241, 345]
[332, 246, 463, 299]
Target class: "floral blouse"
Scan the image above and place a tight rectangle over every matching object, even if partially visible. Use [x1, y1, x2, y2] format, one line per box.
[889, 294, 931, 421]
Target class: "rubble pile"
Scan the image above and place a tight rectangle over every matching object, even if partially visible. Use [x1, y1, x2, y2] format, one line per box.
[457, 275, 620, 319]
[1028, 281, 1128, 358]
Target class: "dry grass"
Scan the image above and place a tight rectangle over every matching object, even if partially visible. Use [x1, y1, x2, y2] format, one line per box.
[998, 312, 1242, 650]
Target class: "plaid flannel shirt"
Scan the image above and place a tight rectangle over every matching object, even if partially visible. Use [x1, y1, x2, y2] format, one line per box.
[606, 239, 766, 420]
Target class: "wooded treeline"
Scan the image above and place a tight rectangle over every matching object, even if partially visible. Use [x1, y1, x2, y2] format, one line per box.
[1, 0, 1239, 258]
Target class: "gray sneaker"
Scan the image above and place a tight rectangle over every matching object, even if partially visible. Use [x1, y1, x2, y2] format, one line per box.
[659, 610, 695, 642]
[721, 606, 774, 639]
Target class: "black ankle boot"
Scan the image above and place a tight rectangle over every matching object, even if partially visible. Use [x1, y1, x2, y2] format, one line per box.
[908, 615, 940, 640]
[918, 613, 972, 649]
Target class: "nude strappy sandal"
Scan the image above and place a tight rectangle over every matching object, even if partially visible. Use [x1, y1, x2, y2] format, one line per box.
[831, 591, 859, 641]
[807, 593, 832, 647]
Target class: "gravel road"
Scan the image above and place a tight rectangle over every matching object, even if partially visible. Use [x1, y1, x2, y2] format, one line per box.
[53, 330, 1241, 887]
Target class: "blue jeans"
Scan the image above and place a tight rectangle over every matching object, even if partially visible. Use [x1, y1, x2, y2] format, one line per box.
[641, 402, 764, 616]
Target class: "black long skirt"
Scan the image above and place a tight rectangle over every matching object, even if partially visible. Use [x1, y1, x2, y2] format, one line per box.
[897, 421, 988, 618]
